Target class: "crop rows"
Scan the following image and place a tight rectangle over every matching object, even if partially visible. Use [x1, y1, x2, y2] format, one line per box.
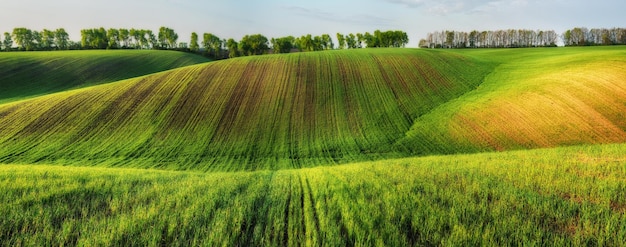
[0, 50, 209, 103]
[397, 46, 626, 155]
[2, 143, 625, 245]
[0, 49, 492, 171]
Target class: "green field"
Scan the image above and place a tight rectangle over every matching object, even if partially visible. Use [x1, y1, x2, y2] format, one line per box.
[1, 47, 625, 245]
[0, 50, 210, 103]
[0, 49, 495, 170]
[2, 144, 625, 246]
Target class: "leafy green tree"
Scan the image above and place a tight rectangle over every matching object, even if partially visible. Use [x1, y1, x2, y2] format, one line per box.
[3, 32, 13, 51]
[202, 33, 222, 58]
[12, 28, 34, 50]
[55, 28, 69, 50]
[312, 36, 323, 51]
[190, 32, 199, 52]
[271, 36, 295, 53]
[81, 28, 108, 49]
[356, 33, 364, 48]
[107, 28, 120, 49]
[239, 34, 268, 56]
[147, 30, 158, 49]
[31, 31, 42, 50]
[336, 33, 345, 49]
[119, 29, 130, 48]
[41, 29, 56, 50]
[226, 38, 239, 58]
[321, 34, 333, 50]
[346, 33, 357, 49]
[158, 27, 178, 49]
[130, 29, 140, 48]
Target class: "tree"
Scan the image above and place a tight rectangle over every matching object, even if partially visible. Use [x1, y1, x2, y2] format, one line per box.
[31, 31, 42, 50]
[321, 34, 334, 50]
[3, 32, 13, 51]
[107, 28, 120, 49]
[12, 28, 34, 50]
[55, 28, 69, 50]
[296, 35, 311, 51]
[393, 30, 409, 47]
[346, 33, 357, 49]
[355, 33, 364, 48]
[362, 32, 375, 48]
[239, 34, 268, 56]
[271, 36, 295, 53]
[81, 28, 108, 49]
[336, 33, 346, 49]
[570, 27, 586, 46]
[129, 29, 140, 48]
[226, 38, 239, 58]
[119, 29, 130, 48]
[158, 27, 178, 49]
[147, 30, 158, 49]
[190, 32, 199, 52]
[202, 33, 222, 58]
[563, 30, 572, 46]
[418, 39, 428, 48]
[41, 29, 55, 50]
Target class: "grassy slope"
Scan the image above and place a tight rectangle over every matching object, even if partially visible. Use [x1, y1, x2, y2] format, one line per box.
[0, 50, 210, 103]
[2, 143, 625, 246]
[0, 49, 494, 171]
[2, 47, 626, 245]
[398, 46, 626, 155]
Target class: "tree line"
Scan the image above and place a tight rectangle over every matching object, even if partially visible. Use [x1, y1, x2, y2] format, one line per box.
[562, 27, 626, 46]
[337, 30, 409, 49]
[2, 28, 74, 51]
[1, 27, 409, 59]
[419, 29, 559, 49]
[80, 27, 180, 50]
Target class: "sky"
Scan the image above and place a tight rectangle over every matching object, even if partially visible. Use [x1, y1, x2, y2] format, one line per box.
[2, 0, 625, 47]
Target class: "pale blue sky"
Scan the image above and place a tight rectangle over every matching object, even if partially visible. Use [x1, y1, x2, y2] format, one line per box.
[2, 0, 625, 47]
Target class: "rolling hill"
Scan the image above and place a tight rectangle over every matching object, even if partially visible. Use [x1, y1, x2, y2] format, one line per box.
[0, 50, 210, 103]
[0, 49, 495, 171]
[397, 47, 626, 154]
[1, 47, 626, 245]
[1, 47, 626, 171]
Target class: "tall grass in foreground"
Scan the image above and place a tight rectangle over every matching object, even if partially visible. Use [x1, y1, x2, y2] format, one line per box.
[2, 143, 625, 246]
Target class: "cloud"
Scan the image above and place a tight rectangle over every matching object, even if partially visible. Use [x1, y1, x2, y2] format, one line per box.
[285, 5, 394, 27]
[383, 0, 528, 15]
[384, 0, 427, 8]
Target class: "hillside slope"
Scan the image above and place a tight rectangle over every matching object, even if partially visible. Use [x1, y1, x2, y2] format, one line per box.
[2, 47, 624, 171]
[0, 50, 210, 103]
[0, 49, 493, 171]
[397, 46, 626, 154]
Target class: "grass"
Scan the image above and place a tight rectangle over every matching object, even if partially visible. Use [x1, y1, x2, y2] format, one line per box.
[2, 143, 625, 246]
[1, 47, 626, 245]
[0, 50, 210, 103]
[2, 47, 625, 171]
[397, 46, 626, 155]
[0, 48, 495, 171]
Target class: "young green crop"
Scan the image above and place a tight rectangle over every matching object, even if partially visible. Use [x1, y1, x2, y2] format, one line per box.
[2, 143, 625, 245]
[0, 48, 494, 171]
[397, 46, 626, 155]
[0, 50, 210, 103]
